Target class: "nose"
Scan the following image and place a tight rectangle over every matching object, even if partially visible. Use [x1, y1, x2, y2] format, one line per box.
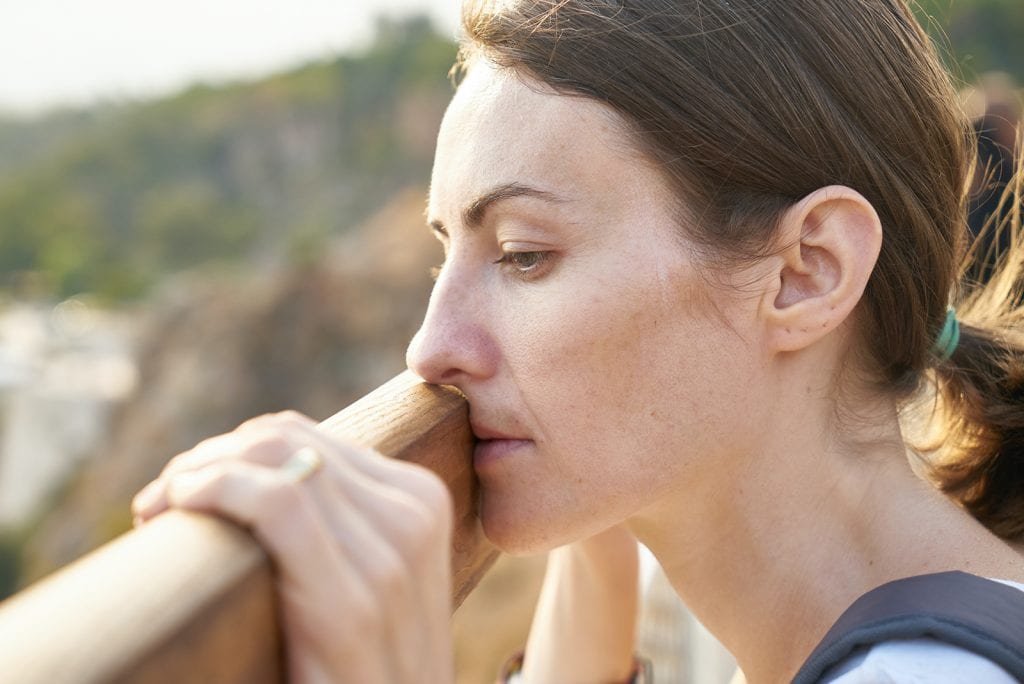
[406, 265, 497, 387]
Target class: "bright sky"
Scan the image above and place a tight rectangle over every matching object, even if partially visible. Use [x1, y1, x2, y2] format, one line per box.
[0, 0, 460, 115]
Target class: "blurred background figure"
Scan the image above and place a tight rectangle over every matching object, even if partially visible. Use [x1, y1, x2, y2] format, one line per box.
[964, 72, 1023, 284]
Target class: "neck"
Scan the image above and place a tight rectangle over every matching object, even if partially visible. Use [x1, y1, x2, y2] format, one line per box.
[627, 372, 1024, 683]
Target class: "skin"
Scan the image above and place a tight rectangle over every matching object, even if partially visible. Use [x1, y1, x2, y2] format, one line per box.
[409, 60, 765, 555]
[133, 59, 1024, 683]
[407, 60, 1024, 682]
[132, 414, 456, 682]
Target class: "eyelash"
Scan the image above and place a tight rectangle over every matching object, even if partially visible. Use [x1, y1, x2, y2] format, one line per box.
[428, 251, 554, 282]
[493, 251, 553, 279]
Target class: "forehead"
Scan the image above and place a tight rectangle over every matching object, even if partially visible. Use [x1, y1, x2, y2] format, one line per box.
[428, 60, 658, 217]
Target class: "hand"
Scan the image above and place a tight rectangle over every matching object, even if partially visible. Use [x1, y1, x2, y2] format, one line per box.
[131, 411, 455, 683]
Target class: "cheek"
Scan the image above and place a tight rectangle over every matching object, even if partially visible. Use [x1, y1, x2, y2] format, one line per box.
[505, 269, 743, 457]
[477, 258, 762, 552]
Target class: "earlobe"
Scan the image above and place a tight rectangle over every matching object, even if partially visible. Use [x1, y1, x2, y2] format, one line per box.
[764, 186, 882, 353]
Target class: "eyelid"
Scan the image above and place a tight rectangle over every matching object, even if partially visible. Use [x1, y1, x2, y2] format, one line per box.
[494, 248, 555, 280]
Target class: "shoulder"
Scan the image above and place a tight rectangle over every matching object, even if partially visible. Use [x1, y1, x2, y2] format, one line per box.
[820, 578, 1024, 684]
[821, 638, 1019, 683]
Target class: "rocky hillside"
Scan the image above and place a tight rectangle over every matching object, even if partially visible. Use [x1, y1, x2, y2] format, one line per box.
[17, 187, 440, 583]
[14, 188, 549, 684]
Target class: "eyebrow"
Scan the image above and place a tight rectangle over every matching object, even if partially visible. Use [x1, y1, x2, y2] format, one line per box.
[428, 182, 566, 233]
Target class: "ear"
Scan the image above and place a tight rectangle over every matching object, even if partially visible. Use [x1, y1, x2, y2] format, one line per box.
[761, 186, 882, 353]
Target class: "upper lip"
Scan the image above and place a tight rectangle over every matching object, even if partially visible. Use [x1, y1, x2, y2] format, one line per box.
[470, 421, 525, 441]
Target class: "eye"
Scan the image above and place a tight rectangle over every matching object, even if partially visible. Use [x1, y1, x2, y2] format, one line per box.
[428, 228, 448, 282]
[493, 250, 554, 279]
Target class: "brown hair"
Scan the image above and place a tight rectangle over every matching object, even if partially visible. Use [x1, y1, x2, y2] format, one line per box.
[458, 0, 1024, 539]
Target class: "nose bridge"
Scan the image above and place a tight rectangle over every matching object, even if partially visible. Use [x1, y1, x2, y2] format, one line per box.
[406, 260, 492, 384]
[412, 270, 460, 357]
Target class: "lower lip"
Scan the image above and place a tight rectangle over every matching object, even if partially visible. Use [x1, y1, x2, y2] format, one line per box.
[473, 439, 532, 469]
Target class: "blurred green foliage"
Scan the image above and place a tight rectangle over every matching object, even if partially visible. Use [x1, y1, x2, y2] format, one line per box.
[0, 7, 1020, 303]
[912, 0, 1024, 82]
[0, 15, 456, 302]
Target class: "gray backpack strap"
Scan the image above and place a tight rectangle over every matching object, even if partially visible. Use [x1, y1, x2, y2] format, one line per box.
[792, 571, 1024, 683]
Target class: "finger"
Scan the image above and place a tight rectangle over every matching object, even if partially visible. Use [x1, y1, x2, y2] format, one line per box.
[296, 461, 450, 682]
[322, 456, 449, 559]
[237, 411, 449, 505]
[235, 410, 318, 435]
[298, 463, 410, 584]
[270, 419, 455, 511]
[132, 479, 170, 522]
[162, 425, 306, 481]
[165, 460, 362, 587]
[165, 460, 407, 681]
[310, 452, 453, 670]
[133, 425, 306, 521]
[339, 478, 451, 680]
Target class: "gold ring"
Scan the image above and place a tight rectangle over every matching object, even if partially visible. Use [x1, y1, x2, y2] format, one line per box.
[281, 446, 323, 483]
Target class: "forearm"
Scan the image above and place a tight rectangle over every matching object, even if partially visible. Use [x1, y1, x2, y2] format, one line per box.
[519, 528, 640, 683]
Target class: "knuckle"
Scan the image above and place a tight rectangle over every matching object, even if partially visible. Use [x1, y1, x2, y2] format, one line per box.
[345, 583, 383, 634]
[162, 448, 201, 475]
[251, 483, 314, 544]
[236, 413, 275, 431]
[394, 501, 447, 558]
[274, 409, 311, 424]
[240, 429, 293, 458]
[241, 410, 310, 431]
[167, 468, 220, 505]
[372, 546, 412, 597]
[409, 470, 454, 524]
[257, 479, 303, 519]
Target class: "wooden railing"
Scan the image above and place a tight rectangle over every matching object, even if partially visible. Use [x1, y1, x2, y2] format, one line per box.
[0, 371, 500, 682]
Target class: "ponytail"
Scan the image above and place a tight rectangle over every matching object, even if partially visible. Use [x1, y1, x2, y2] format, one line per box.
[924, 163, 1024, 541]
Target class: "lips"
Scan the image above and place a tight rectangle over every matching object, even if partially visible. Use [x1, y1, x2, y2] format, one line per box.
[470, 420, 532, 469]
[473, 437, 532, 469]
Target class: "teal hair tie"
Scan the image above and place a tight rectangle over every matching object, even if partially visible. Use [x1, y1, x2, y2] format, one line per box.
[931, 307, 960, 362]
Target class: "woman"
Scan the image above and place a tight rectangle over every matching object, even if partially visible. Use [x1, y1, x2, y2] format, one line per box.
[131, 1, 1024, 681]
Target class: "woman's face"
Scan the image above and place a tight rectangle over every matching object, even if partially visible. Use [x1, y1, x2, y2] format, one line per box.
[407, 61, 764, 553]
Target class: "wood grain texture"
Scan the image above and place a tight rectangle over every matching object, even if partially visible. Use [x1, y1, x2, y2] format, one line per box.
[0, 371, 499, 683]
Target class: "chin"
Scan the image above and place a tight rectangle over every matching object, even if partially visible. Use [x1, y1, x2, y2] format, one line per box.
[478, 496, 572, 556]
